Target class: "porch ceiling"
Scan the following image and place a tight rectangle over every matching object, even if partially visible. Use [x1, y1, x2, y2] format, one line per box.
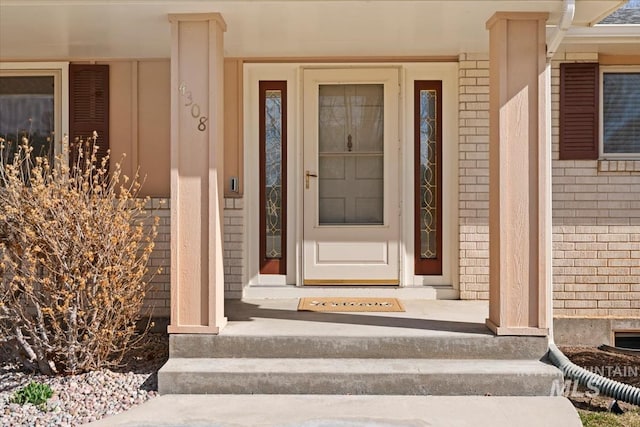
[0, 0, 627, 60]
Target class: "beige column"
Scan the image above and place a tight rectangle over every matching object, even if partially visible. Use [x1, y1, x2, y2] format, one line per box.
[486, 12, 551, 336]
[168, 13, 227, 334]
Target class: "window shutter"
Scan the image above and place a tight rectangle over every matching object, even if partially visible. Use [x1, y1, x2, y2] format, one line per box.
[559, 63, 599, 160]
[69, 64, 109, 167]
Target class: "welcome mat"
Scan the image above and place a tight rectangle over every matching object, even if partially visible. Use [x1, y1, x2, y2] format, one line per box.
[298, 297, 405, 312]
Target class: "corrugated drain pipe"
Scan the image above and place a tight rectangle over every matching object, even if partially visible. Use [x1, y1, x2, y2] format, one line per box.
[548, 342, 640, 406]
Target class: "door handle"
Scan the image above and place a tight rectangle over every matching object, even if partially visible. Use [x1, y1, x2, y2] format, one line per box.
[305, 170, 318, 189]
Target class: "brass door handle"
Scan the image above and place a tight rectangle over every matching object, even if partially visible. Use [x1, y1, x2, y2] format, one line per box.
[305, 170, 318, 189]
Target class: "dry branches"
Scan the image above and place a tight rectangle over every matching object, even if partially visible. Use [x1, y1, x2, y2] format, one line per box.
[0, 134, 158, 374]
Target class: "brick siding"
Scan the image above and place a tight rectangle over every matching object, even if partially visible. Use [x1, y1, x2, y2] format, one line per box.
[551, 52, 640, 317]
[457, 51, 640, 317]
[142, 197, 245, 318]
[458, 53, 490, 300]
[223, 197, 245, 298]
[142, 198, 170, 318]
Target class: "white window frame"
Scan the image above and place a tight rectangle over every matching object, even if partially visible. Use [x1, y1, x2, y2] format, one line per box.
[0, 62, 69, 156]
[599, 65, 640, 159]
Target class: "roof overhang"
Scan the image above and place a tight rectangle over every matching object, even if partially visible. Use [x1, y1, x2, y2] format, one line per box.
[561, 24, 640, 55]
[0, 0, 629, 60]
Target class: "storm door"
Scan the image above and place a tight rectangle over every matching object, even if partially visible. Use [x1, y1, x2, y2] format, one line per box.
[302, 68, 400, 284]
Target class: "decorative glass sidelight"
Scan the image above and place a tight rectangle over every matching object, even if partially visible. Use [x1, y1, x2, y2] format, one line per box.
[318, 84, 384, 225]
[419, 89, 437, 259]
[415, 81, 442, 275]
[265, 90, 282, 258]
[259, 81, 287, 274]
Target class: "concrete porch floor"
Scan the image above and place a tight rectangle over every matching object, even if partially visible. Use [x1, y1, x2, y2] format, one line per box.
[221, 299, 492, 337]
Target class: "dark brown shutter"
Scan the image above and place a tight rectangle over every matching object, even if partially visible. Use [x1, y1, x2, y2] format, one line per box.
[69, 64, 109, 167]
[559, 63, 599, 160]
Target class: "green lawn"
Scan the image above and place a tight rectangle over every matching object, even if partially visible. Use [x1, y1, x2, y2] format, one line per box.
[579, 409, 640, 427]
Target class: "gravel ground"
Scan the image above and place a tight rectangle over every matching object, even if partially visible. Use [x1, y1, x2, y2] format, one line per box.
[0, 333, 168, 426]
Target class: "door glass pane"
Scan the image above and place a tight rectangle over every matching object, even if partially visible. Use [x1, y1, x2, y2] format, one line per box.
[0, 76, 55, 161]
[318, 84, 384, 225]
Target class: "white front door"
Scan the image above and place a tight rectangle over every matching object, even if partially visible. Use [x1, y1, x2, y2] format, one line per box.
[302, 68, 400, 285]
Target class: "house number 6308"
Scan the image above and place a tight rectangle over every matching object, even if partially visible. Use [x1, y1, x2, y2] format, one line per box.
[178, 82, 208, 132]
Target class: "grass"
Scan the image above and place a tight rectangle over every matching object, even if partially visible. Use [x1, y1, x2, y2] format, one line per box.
[579, 409, 640, 427]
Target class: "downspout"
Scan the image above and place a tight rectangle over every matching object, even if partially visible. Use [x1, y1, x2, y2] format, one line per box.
[546, 0, 575, 58]
[544, 1, 640, 406]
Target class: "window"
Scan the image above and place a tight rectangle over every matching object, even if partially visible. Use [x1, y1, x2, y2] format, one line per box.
[259, 81, 287, 274]
[0, 63, 68, 163]
[601, 69, 640, 157]
[414, 81, 442, 275]
[559, 63, 640, 160]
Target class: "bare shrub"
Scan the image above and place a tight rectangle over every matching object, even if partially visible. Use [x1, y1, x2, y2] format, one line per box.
[0, 134, 158, 375]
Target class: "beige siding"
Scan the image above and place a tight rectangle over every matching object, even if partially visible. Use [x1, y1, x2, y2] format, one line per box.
[104, 58, 246, 316]
[102, 59, 171, 198]
[138, 61, 171, 197]
[108, 61, 137, 183]
[106, 58, 243, 198]
[224, 58, 244, 196]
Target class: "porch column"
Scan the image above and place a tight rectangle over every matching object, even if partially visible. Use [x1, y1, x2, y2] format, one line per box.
[167, 13, 227, 334]
[485, 12, 551, 336]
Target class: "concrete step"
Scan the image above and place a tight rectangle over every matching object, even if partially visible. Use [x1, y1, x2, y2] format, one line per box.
[169, 334, 549, 360]
[88, 395, 582, 427]
[158, 358, 562, 396]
